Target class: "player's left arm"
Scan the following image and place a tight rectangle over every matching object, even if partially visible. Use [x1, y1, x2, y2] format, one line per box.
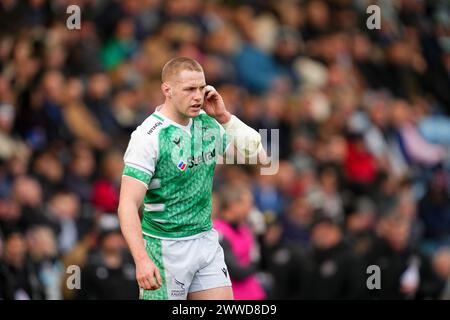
[203, 85, 268, 165]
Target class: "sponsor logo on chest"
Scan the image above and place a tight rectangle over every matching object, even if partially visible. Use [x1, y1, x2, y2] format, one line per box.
[176, 149, 216, 171]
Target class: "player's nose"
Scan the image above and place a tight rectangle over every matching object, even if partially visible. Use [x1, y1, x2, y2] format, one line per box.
[193, 88, 203, 102]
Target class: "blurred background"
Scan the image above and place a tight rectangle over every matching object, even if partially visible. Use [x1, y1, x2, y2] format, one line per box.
[1, 0, 450, 300]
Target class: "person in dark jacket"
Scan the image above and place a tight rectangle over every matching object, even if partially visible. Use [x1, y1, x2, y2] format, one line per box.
[297, 215, 365, 299]
[418, 169, 450, 252]
[260, 215, 303, 300]
[0, 230, 45, 299]
[365, 213, 441, 299]
[76, 215, 138, 300]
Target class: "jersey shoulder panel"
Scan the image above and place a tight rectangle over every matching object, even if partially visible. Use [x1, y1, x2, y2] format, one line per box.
[123, 113, 168, 185]
[139, 113, 167, 136]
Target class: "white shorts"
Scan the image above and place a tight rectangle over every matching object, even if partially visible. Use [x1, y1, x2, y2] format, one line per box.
[140, 228, 232, 300]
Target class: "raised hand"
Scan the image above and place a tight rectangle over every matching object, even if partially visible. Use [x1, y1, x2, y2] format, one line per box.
[203, 85, 231, 124]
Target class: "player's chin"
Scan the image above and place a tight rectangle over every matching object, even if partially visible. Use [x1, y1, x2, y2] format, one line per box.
[187, 107, 202, 116]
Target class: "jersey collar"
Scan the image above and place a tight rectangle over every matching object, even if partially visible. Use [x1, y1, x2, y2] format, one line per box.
[154, 109, 193, 134]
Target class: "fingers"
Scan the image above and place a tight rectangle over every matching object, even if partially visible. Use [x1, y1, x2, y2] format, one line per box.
[137, 268, 162, 291]
[205, 85, 215, 93]
[148, 273, 160, 290]
[205, 91, 215, 100]
[155, 268, 162, 287]
[205, 85, 217, 100]
[138, 276, 152, 290]
[138, 276, 158, 290]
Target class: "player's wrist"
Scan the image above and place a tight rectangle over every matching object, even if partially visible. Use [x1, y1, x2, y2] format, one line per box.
[221, 114, 262, 158]
[135, 253, 152, 265]
[215, 111, 231, 125]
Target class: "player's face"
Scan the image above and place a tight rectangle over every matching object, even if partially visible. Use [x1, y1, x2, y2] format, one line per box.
[170, 70, 206, 118]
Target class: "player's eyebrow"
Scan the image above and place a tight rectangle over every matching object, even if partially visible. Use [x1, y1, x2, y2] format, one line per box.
[183, 84, 206, 90]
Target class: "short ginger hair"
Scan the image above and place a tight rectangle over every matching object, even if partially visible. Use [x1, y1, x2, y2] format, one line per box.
[161, 57, 203, 83]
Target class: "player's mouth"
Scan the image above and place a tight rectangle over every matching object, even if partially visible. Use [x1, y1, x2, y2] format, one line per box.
[190, 104, 202, 110]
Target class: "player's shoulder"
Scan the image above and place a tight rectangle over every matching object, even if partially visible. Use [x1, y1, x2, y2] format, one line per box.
[134, 112, 167, 138]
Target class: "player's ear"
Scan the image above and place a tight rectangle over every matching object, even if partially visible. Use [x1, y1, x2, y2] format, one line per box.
[161, 82, 172, 98]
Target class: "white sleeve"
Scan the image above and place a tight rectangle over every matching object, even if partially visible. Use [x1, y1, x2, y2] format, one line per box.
[123, 126, 158, 187]
[221, 115, 262, 157]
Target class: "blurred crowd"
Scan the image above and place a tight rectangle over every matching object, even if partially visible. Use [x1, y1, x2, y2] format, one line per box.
[1, 0, 450, 300]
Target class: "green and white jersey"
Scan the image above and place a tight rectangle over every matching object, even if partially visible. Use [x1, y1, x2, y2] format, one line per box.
[123, 109, 230, 239]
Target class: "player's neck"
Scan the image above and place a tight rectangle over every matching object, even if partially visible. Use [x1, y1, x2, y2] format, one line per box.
[159, 102, 190, 126]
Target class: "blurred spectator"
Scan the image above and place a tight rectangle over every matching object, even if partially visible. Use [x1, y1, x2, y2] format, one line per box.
[234, 7, 288, 95]
[66, 20, 103, 76]
[45, 191, 80, 255]
[418, 169, 450, 253]
[289, 134, 314, 172]
[366, 213, 439, 299]
[315, 166, 344, 222]
[6, 175, 51, 233]
[214, 184, 266, 300]
[297, 215, 365, 299]
[432, 247, 450, 299]
[383, 40, 424, 100]
[362, 90, 406, 177]
[345, 197, 377, 260]
[91, 149, 123, 214]
[0, 103, 28, 162]
[344, 132, 377, 195]
[392, 99, 447, 168]
[256, 93, 292, 159]
[63, 78, 111, 150]
[252, 173, 285, 217]
[101, 16, 138, 71]
[261, 214, 303, 300]
[302, 0, 330, 41]
[84, 73, 120, 137]
[38, 70, 73, 144]
[372, 170, 399, 215]
[235, 42, 286, 95]
[419, 114, 450, 147]
[61, 232, 97, 300]
[25, 225, 63, 300]
[280, 196, 313, 248]
[21, 0, 51, 28]
[64, 141, 96, 203]
[0, 230, 45, 299]
[76, 214, 138, 299]
[31, 150, 64, 199]
[396, 179, 425, 248]
[276, 161, 303, 201]
[110, 85, 141, 132]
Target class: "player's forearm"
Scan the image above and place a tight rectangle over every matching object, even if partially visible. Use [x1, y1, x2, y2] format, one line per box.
[222, 115, 264, 160]
[214, 111, 231, 125]
[118, 201, 149, 264]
